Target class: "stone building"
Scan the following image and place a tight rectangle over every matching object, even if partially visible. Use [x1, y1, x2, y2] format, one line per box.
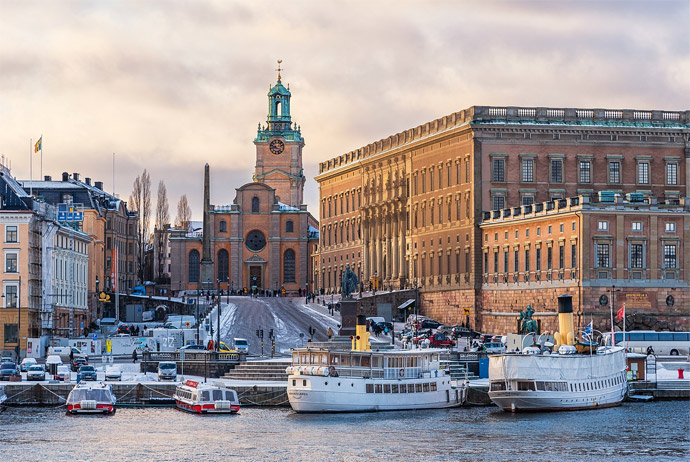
[315, 106, 689, 331]
[170, 68, 318, 295]
[479, 195, 689, 334]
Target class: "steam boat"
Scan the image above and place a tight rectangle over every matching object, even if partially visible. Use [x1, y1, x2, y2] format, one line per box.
[174, 380, 240, 414]
[66, 382, 117, 414]
[287, 316, 467, 413]
[488, 295, 628, 412]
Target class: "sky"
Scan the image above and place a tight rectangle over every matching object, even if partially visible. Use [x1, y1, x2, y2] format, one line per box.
[1, 0, 688, 222]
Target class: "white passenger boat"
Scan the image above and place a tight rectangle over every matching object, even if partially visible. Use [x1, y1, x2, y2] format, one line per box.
[66, 382, 116, 414]
[174, 380, 240, 414]
[286, 316, 467, 413]
[488, 295, 628, 412]
[0, 384, 6, 407]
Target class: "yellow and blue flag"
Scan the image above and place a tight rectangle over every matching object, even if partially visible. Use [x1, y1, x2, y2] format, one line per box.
[34, 137, 42, 153]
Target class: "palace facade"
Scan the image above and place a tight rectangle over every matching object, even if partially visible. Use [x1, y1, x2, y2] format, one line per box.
[315, 106, 689, 331]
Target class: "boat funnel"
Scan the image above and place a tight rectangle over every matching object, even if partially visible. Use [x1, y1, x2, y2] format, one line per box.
[554, 294, 575, 348]
[351, 315, 371, 352]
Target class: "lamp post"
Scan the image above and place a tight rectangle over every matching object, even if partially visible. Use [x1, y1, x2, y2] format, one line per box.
[216, 278, 221, 351]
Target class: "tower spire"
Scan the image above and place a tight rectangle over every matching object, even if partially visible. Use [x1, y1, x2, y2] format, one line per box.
[276, 59, 283, 83]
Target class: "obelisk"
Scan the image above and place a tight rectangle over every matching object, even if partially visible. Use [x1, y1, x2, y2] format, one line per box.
[200, 163, 214, 290]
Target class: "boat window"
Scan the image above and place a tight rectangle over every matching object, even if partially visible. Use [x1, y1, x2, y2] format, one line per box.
[430, 382, 437, 391]
[366, 384, 374, 393]
[490, 382, 506, 392]
[407, 384, 415, 393]
[330, 354, 340, 365]
[351, 356, 361, 367]
[423, 383, 430, 392]
[391, 384, 399, 393]
[383, 384, 391, 393]
[536, 381, 545, 391]
[375, 384, 382, 393]
[361, 356, 371, 368]
[303, 380, 307, 386]
[292, 352, 299, 363]
[292, 380, 296, 386]
[371, 356, 382, 368]
[415, 383, 422, 393]
[517, 381, 535, 391]
[213, 390, 223, 401]
[200, 391, 210, 402]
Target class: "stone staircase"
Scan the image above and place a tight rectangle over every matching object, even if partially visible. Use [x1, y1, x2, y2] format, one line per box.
[221, 360, 290, 382]
[441, 360, 478, 381]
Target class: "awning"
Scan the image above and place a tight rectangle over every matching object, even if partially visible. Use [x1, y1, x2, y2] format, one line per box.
[398, 299, 416, 310]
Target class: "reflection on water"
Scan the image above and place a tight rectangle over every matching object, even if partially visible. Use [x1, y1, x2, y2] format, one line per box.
[0, 402, 688, 461]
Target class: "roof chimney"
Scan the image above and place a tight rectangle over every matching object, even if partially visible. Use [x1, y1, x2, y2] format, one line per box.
[85, 177, 91, 186]
[73, 173, 80, 181]
[62, 172, 69, 182]
[44, 175, 51, 181]
[94, 181, 103, 190]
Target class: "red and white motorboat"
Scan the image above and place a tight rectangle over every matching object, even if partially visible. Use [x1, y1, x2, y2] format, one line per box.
[66, 382, 116, 415]
[174, 380, 240, 414]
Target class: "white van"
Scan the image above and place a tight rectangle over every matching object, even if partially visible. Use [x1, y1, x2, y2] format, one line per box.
[48, 346, 85, 362]
[233, 338, 249, 354]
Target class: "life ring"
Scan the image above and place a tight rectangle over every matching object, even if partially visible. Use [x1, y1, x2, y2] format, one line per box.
[329, 366, 338, 377]
[398, 368, 405, 378]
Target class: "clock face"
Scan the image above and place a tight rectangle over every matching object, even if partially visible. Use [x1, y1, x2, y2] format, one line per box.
[269, 139, 285, 155]
[245, 230, 266, 252]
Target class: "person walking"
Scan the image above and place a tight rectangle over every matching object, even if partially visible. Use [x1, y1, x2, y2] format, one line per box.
[327, 327, 334, 340]
[132, 349, 138, 363]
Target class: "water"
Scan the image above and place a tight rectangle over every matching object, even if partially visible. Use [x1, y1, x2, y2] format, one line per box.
[1, 402, 688, 461]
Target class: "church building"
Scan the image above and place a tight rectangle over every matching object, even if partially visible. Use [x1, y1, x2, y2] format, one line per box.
[170, 65, 318, 295]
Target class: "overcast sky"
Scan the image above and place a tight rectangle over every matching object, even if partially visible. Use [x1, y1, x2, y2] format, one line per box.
[1, 0, 688, 222]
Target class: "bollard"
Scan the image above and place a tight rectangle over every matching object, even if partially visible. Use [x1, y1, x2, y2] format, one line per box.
[679, 368, 685, 380]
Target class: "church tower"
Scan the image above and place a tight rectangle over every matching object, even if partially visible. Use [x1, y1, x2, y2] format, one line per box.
[254, 61, 305, 207]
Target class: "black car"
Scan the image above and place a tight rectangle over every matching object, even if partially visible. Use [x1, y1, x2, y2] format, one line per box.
[420, 320, 442, 329]
[71, 357, 88, 372]
[78, 365, 97, 381]
[0, 362, 20, 380]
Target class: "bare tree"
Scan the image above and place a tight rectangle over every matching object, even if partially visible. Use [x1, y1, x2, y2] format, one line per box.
[175, 194, 192, 231]
[131, 169, 151, 283]
[155, 180, 170, 281]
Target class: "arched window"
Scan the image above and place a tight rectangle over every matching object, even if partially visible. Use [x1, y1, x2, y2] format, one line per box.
[217, 249, 229, 281]
[252, 197, 260, 213]
[283, 249, 296, 283]
[219, 220, 227, 233]
[188, 250, 200, 283]
[286, 220, 294, 233]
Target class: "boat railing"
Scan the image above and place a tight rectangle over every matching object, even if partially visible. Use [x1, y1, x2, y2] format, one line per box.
[333, 367, 385, 379]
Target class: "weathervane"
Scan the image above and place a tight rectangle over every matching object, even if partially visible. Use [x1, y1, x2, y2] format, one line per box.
[276, 59, 283, 82]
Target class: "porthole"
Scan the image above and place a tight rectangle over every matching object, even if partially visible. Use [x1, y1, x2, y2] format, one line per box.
[338, 382, 341, 386]
[325, 382, 328, 385]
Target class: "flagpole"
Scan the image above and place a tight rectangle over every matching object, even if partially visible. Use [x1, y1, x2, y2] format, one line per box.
[40, 134, 43, 180]
[29, 139, 32, 197]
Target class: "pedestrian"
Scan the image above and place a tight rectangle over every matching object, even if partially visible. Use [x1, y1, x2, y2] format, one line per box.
[132, 349, 138, 363]
[69, 348, 74, 362]
[327, 327, 334, 340]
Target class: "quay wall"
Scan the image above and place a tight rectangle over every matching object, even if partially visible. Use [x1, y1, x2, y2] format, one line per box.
[2, 382, 289, 407]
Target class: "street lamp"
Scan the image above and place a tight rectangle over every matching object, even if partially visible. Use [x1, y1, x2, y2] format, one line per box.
[216, 278, 221, 351]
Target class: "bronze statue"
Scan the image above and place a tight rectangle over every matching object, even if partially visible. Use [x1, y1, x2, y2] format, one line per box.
[341, 265, 358, 300]
[519, 305, 538, 334]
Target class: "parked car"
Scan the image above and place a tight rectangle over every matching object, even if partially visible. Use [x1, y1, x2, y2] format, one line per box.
[20, 357, 37, 372]
[71, 357, 88, 372]
[78, 365, 97, 381]
[0, 362, 20, 380]
[54, 365, 71, 381]
[484, 342, 507, 354]
[428, 333, 456, 348]
[117, 325, 131, 335]
[158, 361, 177, 381]
[218, 341, 236, 353]
[420, 319, 442, 330]
[105, 365, 122, 381]
[27, 365, 46, 381]
[233, 338, 249, 354]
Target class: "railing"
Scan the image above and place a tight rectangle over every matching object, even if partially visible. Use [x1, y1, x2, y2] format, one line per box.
[143, 351, 241, 362]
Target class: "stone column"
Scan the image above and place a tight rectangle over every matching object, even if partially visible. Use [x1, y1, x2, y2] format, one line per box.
[376, 216, 382, 279]
[385, 213, 392, 280]
[399, 210, 406, 282]
[362, 217, 369, 282]
[392, 212, 399, 280]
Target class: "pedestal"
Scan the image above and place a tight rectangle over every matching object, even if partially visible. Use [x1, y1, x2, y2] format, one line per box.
[339, 299, 359, 337]
[200, 260, 214, 291]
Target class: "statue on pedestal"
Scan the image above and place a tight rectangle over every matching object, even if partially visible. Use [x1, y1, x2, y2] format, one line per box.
[341, 265, 358, 300]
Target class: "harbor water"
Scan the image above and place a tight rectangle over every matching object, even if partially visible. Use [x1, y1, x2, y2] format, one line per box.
[1, 401, 688, 461]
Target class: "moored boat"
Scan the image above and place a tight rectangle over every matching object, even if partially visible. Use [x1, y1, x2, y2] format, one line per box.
[488, 295, 627, 412]
[66, 382, 116, 414]
[173, 380, 240, 414]
[287, 315, 467, 413]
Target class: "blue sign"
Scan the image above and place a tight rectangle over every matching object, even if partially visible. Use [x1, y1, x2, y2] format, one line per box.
[57, 203, 84, 222]
[92, 334, 97, 341]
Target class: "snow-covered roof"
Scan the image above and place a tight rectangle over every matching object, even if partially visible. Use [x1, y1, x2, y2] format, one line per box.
[2, 168, 30, 197]
[277, 202, 299, 211]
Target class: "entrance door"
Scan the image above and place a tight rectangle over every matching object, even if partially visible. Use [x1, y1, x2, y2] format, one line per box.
[249, 266, 262, 289]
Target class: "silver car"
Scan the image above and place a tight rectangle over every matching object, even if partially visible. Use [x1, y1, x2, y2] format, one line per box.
[27, 365, 46, 381]
[158, 361, 177, 381]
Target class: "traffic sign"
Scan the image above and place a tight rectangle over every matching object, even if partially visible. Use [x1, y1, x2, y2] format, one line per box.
[57, 203, 84, 222]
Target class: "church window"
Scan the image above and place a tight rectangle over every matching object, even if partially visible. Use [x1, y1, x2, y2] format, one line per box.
[252, 197, 260, 213]
[219, 220, 227, 233]
[283, 249, 296, 283]
[217, 249, 229, 281]
[286, 220, 294, 233]
[188, 250, 200, 283]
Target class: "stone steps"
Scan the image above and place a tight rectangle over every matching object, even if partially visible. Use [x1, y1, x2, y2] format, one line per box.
[222, 361, 289, 382]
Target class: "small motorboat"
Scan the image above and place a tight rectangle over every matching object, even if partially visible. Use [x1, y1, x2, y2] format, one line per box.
[66, 382, 116, 414]
[174, 380, 240, 414]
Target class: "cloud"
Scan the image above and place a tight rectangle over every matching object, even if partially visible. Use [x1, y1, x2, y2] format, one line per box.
[0, 0, 687, 221]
